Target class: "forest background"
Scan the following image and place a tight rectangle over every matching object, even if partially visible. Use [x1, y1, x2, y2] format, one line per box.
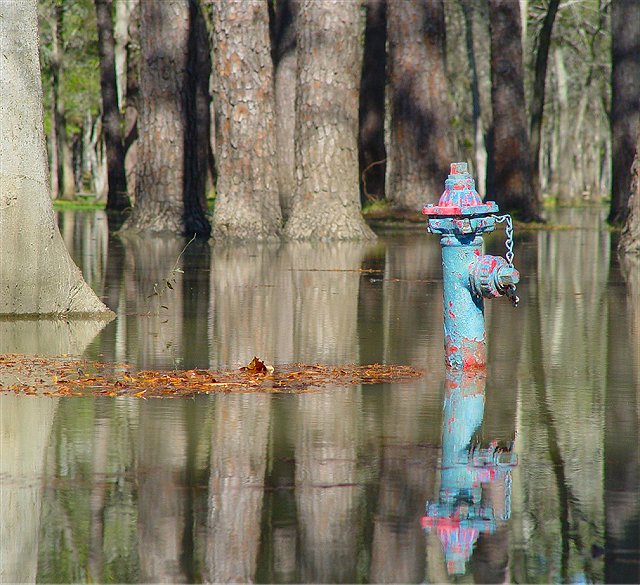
[36, 0, 639, 247]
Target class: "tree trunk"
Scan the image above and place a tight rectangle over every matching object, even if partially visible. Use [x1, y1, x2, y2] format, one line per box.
[122, 0, 210, 237]
[386, 0, 453, 210]
[488, 0, 540, 221]
[284, 0, 375, 240]
[270, 0, 299, 220]
[95, 0, 130, 212]
[359, 0, 387, 204]
[0, 0, 113, 317]
[529, 0, 560, 201]
[619, 129, 640, 255]
[609, 0, 640, 225]
[210, 0, 281, 240]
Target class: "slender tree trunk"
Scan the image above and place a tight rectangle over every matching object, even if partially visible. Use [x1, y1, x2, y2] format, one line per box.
[619, 129, 640, 255]
[95, 0, 130, 212]
[529, 0, 560, 202]
[284, 0, 375, 240]
[270, 0, 299, 220]
[359, 0, 387, 204]
[123, 0, 140, 202]
[386, 0, 453, 210]
[122, 0, 210, 236]
[210, 0, 281, 241]
[488, 0, 540, 221]
[0, 0, 112, 316]
[609, 0, 640, 225]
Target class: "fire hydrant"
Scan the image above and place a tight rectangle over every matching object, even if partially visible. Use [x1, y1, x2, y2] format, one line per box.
[423, 162, 519, 369]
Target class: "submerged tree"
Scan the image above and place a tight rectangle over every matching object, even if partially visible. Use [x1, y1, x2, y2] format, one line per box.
[0, 0, 112, 317]
[284, 0, 375, 240]
[386, 0, 453, 210]
[609, 0, 640, 226]
[487, 0, 541, 221]
[210, 0, 281, 240]
[122, 0, 210, 237]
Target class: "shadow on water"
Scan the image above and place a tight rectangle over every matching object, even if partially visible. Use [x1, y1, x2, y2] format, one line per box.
[0, 207, 637, 583]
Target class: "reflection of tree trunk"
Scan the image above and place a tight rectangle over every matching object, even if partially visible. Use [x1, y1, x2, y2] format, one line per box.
[137, 401, 188, 583]
[205, 394, 271, 583]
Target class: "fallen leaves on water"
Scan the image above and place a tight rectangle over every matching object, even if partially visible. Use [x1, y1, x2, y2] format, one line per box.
[0, 354, 423, 399]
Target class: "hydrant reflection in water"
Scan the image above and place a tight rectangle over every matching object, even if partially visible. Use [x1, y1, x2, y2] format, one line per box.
[423, 162, 520, 369]
[421, 370, 517, 575]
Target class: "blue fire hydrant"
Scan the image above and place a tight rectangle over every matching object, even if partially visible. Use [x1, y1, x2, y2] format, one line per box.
[423, 162, 519, 369]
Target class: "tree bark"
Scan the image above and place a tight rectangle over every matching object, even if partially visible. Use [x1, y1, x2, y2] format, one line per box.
[359, 0, 387, 204]
[619, 128, 640, 255]
[0, 0, 113, 317]
[210, 0, 282, 241]
[95, 0, 130, 212]
[270, 0, 299, 220]
[122, 0, 210, 237]
[386, 0, 453, 211]
[609, 0, 640, 225]
[488, 0, 541, 221]
[284, 0, 375, 240]
[529, 0, 560, 201]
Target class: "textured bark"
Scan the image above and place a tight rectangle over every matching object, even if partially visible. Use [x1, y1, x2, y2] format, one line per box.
[359, 0, 387, 203]
[123, 0, 210, 237]
[0, 0, 112, 316]
[95, 0, 130, 212]
[609, 0, 640, 225]
[529, 0, 560, 201]
[211, 0, 282, 241]
[619, 129, 640, 255]
[488, 0, 541, 221]
[386, 0, 453, 210]
[270, 0, 299, 220]
[284, 0, 375, 240]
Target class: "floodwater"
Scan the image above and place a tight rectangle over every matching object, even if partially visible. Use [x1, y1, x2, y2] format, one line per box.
[1, 207, 638, 584]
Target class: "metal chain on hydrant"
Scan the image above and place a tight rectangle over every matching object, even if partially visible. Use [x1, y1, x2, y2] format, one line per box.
[491, 214, 519, 307]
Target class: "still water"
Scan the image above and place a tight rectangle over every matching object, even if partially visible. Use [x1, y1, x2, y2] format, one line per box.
[1, 208, 638, 583]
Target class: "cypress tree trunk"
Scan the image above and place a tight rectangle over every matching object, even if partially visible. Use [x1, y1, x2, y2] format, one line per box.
[123, 0, 210, 237]
[386, 0, 452, 210]
[95, 0, 130, 212]
[619, 129, 640, 255]
[488, 0, 541, 221]
[359, 0, 387, 204]
[609, 0, 640, 226]
[284, 0, 375, 240]
[210, 0, 281, 241]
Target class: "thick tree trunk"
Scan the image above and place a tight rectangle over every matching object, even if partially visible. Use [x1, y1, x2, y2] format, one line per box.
[619, 129, 640, 255]
[210, 0, 281, 241]
[95, 0, 130, 212]
[123, 0, 210, 237]
[284, 0, 375, 240]
[359, 0, 387, 204]
[529, 0, 560, 201]
[609, 0, 640, 225]
[488, 0, 541, 221]
[0, 0, 112, 317]
[386, 0, 453, 210]
[270, 0, 299, 220]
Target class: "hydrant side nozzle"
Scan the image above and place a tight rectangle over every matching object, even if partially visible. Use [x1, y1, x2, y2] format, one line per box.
[469, 255, 519, 300]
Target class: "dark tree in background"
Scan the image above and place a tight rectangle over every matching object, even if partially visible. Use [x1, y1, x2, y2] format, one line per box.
[122, 0, 210, 236]
[210, 0, 281, 241]
[358, 0, 387, 204]
[609, 0, 640, 226]
[488, 0, 541, 221]
[94, 0, 129, 213]
[284, 0, 375, 240]
[386, 0, 453, 210]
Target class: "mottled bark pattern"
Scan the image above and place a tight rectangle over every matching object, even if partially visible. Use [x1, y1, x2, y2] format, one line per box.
[124, 0, 209, 236]
[609, 0, 640, 225]
[386, 0, 452, 210]
[619, 129, 640, 255]
[211, 0, 281, 240]
[488, 0, 540, 221]
[284, 0, 375, 240]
